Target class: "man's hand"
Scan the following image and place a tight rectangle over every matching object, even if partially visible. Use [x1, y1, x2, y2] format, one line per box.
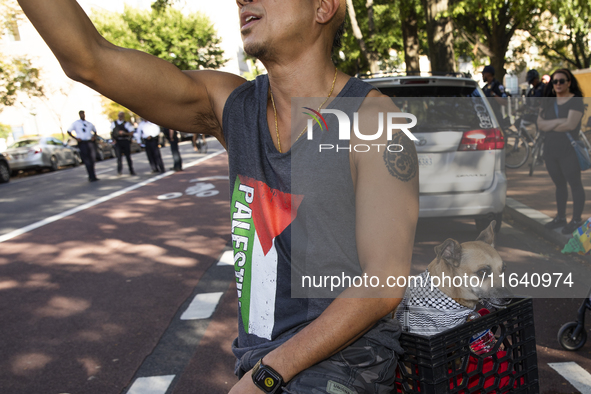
[228, 370, 260, 394]
[17, 0, 245, 144]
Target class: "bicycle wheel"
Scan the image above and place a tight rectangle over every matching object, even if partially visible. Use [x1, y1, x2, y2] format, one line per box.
[558, 321, 587, 351]
[529, 140, 542, 176]
[505, 131, 530, 169]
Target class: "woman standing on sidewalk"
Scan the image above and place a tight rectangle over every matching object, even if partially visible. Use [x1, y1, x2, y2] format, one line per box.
[538, 69, 586, 234]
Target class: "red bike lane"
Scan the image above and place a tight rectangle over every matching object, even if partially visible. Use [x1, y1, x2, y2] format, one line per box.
[0, 152, 238, 394]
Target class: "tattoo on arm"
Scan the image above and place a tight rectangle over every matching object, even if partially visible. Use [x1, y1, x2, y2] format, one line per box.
[383, 132, 418, 182]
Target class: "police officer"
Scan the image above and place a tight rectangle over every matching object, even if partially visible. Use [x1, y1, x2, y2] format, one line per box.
[521, 69, 547, 125]
[526, 69, 546, 98]
[162, 127, 183, 171]
[68, 110, 99, 182]
[111, 111, 136, 176]
[138, 118, 165, 173]
[482, 65, 508, 128]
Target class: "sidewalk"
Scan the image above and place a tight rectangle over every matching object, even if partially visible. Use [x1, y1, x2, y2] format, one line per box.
[504, 162, 591, 252]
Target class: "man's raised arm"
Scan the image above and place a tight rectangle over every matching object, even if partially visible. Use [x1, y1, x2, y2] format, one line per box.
[17, 0, 245, 143]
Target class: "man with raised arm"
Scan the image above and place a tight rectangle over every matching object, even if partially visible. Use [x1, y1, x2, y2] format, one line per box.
[17, 1, 419, 392]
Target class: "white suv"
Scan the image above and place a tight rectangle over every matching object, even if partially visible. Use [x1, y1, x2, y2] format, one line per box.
[366, 75, 506, 232]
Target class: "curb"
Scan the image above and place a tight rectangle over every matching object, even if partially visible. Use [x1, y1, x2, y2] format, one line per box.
[503, 197, 571, 248]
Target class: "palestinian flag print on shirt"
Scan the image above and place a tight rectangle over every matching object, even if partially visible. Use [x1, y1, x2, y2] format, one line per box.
[230, 175, 304, 340]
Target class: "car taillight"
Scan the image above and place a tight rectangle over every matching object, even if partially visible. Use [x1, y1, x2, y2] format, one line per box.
[34, 147, 42, 154]
[458, 129, 504, 151]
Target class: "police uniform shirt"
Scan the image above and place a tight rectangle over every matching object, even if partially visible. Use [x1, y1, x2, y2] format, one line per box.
[482, 79, 507, 98]
[526, 82, 546, 98]
[111, 120, 134, 133]
[68, 119, 96, 141]
[138, 121, 161, 139]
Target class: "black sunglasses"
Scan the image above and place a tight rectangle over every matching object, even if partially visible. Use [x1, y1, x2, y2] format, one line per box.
[552, 78, 568, 85]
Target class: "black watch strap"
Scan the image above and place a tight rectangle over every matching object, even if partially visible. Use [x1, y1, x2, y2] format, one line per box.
[251, 358, 284, 393]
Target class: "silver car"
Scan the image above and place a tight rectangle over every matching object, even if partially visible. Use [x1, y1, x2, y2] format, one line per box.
[366, 75, 506, 232]
[5, 137, 80, 173]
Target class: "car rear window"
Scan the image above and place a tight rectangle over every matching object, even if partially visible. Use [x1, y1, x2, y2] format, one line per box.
[378, 85, 491, 132]
[9, 139, 39, 148]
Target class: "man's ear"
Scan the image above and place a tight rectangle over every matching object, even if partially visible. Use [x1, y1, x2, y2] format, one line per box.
[476, 220, 495, 247]
[434, 238, 462, 268]
[316, 0, 343, 25]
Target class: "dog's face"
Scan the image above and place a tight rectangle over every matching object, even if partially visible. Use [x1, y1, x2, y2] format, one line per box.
[428, 221, 512, 309]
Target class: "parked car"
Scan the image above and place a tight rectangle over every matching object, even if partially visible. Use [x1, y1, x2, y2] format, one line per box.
[105, 137, 142, 154]
[68, 135, 116, 161]
[179, 132, 194, 142]
[365, 74, 506, 232]
[5, 137, 80, 173]
[0, 152, 10, 183]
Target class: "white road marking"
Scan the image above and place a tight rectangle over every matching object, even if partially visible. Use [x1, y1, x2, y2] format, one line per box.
[126, 375, 175, 394]
[191, 175, 229, 182]
[217, 250, 234, 266]
[95, 168, 114, 175]
[549, 362, 591, 394]
[157, 192, 183, 200]
[180, 292, 224, 320]
[0, 150, 225, 243]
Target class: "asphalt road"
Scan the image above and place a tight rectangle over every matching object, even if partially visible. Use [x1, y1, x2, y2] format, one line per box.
[0, 139, 590, 393]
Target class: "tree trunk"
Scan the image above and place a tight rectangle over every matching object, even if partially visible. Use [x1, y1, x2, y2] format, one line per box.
[401, 3, 420, 74]
[488, 25, 509, 85]
[346, 0, 379, 73]
[422, 0, 455, 73]
[489, 46, 508, 87]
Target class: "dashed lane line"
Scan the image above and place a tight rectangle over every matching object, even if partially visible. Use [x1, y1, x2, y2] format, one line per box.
[217, 250, 234, 266]
[180, 292, 224, 320]
[127, 375, 176, 394]
[122, 248, 234, 394]
[0, 150, 225, 244]
[549, 362, 591, 394]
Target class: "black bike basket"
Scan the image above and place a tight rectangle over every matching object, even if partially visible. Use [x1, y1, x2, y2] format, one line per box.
[394, 297, 539, 393]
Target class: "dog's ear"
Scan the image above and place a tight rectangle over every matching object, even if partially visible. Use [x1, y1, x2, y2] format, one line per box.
[434, 238, 462, 268]
[476, 220, 496, 247]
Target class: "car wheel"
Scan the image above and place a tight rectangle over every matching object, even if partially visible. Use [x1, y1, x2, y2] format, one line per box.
[97, 149, 105, 161]
[73, 153, 81, 166]
[110, 147, 116, 159]
[475, 213, 503, 234]
[49, 155, 59, 171]
[0, 162, 10, 183]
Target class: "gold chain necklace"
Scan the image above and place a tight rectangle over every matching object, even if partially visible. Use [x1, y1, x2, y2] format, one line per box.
[269, 68, 338, 153]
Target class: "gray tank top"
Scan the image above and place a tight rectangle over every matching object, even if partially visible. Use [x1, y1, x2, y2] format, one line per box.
[222, 74, 375, 361]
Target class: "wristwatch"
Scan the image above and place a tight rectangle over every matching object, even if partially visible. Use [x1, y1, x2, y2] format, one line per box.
[251, 358, 284, 393]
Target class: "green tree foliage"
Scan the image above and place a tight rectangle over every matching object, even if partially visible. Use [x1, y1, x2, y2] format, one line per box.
[0, 123, 11, 139]
[91, 4, 225, 123]
[91, 6, 226, 71]
[0, 0, 44, 112]
[527, 0, 591, 70]
[336, 0, 405, 75]
[0, 58, 44, 108]
[452, 0, 545, 82]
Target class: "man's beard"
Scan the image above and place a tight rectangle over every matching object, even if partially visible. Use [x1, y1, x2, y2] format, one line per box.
[244, 41, 275, 62]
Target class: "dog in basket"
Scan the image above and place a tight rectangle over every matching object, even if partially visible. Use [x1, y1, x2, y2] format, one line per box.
[394, 221, 512, 336]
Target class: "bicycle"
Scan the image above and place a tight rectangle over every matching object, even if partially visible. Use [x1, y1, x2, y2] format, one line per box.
[528, 129, 545, 176]
[503, 115, 536, 169]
